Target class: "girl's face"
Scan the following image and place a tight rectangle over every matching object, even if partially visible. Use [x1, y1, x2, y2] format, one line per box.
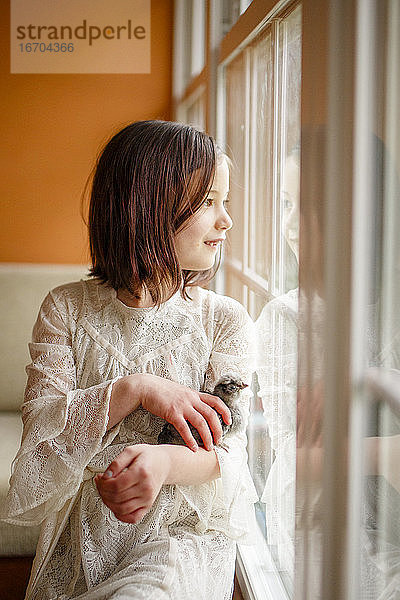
[174, 158, 232, 271]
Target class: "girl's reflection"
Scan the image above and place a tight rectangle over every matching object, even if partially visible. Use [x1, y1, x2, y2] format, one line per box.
[256, 130, 400, 598]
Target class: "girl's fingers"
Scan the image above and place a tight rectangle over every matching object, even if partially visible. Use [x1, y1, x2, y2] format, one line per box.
[95, 445, 168, 525]
[185, 410, 214, 450]
[170, 416, 200, 452]
[169, 395, 227, 450]
[194, 401, 223, 445]
[99, 445, 139, 479]
[114, 506, 148, 524]
[198, 392, 232, 426]
[95, 480, 141, 503]
[105, 495, 145, 517]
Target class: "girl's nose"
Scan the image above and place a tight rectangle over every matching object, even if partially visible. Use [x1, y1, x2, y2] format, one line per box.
[216, 207, 233, 231]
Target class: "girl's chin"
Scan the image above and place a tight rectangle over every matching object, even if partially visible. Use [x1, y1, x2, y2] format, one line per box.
[179, 249, 218, 271]
[182, 259, 216, 271]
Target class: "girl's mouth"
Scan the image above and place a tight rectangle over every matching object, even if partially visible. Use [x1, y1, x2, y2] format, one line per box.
[204, 239, 224, 247]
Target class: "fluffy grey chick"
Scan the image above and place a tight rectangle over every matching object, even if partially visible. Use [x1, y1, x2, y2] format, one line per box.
[157, 374, 248, 448]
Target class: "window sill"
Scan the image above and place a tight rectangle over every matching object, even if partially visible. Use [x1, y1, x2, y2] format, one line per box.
[236, 525, 291, 600]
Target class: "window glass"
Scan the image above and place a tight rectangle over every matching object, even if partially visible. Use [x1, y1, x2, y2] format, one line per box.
[190, 0, 206, 78]
[225, 271, 247, 307]
[223, 5, 302, 596]
[185, 92, 206, 131]
[251, 30, 274, 283]
[225, 51, 247, 268]
[358, 5, 400, 595]
[222, 0, 254, 36]
[278, 6, 302, 294]
[174, 0, 302, 595]
[175, 0, 206, 95]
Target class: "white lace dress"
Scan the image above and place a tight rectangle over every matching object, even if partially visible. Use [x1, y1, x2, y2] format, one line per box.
[2, 279, 258, 600]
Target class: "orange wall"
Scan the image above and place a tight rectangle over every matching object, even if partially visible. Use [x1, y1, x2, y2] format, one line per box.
[0, 0, 173, 264]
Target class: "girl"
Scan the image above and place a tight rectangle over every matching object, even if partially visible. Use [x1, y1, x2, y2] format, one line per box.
[2, 120, 258, 600]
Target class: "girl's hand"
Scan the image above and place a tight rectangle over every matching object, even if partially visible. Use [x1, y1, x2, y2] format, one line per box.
[138, 373, 231, 452]
[94, 444, 170, 524]
[110, 373, 231, 452]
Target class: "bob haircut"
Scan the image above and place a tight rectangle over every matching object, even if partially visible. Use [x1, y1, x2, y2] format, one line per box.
[88, 120, 223, 306]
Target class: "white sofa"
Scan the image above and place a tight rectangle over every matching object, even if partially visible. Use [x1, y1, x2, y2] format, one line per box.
[0, 263, 88, 556]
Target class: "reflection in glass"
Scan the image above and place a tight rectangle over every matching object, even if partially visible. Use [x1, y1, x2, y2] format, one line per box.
[359, 140, 400, 592]
[354, 2, 400, 593]
[282, 125, 326, 599]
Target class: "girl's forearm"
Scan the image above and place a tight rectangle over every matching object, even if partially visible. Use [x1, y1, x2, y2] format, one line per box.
[107, 375, 144, 430]
[96, 443, 222, 523]
[162, 445, 221, 485]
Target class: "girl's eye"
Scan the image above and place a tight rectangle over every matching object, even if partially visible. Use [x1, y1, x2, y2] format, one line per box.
[204, 196, 230, 208]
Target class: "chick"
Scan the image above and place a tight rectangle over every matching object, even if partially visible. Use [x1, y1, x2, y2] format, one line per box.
[157, 374, 248, 448]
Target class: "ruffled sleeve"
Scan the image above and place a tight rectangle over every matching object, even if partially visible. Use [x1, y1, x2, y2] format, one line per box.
[177, 294, 259, 544]
[1, 290, 120, 526]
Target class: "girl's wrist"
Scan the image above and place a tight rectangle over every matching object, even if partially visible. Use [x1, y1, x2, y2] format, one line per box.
[154, 445, 173, 484]
[108, 374, 145, 429]
[119, 373, 150, 411]
[158, 445, 220, 485]
[127, 372, 153, 408]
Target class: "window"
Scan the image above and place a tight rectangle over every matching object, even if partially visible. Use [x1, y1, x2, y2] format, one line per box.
[174, 1, 301, 598]
[173, 0, 206, 99]
[347, 2, 400, 598]
[176, 86, 206, 131]
[222, 0, 254, 36]
[175, 0, 400, 598]
[221, 6, 301, 596]
[295, 1, 400, 598]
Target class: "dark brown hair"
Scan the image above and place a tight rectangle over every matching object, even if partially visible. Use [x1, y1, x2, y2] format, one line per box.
[88, 120, 221, 305]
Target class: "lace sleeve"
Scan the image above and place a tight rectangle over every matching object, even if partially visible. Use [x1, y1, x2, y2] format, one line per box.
[177, 295, 258, 544]
[2, 292, 120, 526]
